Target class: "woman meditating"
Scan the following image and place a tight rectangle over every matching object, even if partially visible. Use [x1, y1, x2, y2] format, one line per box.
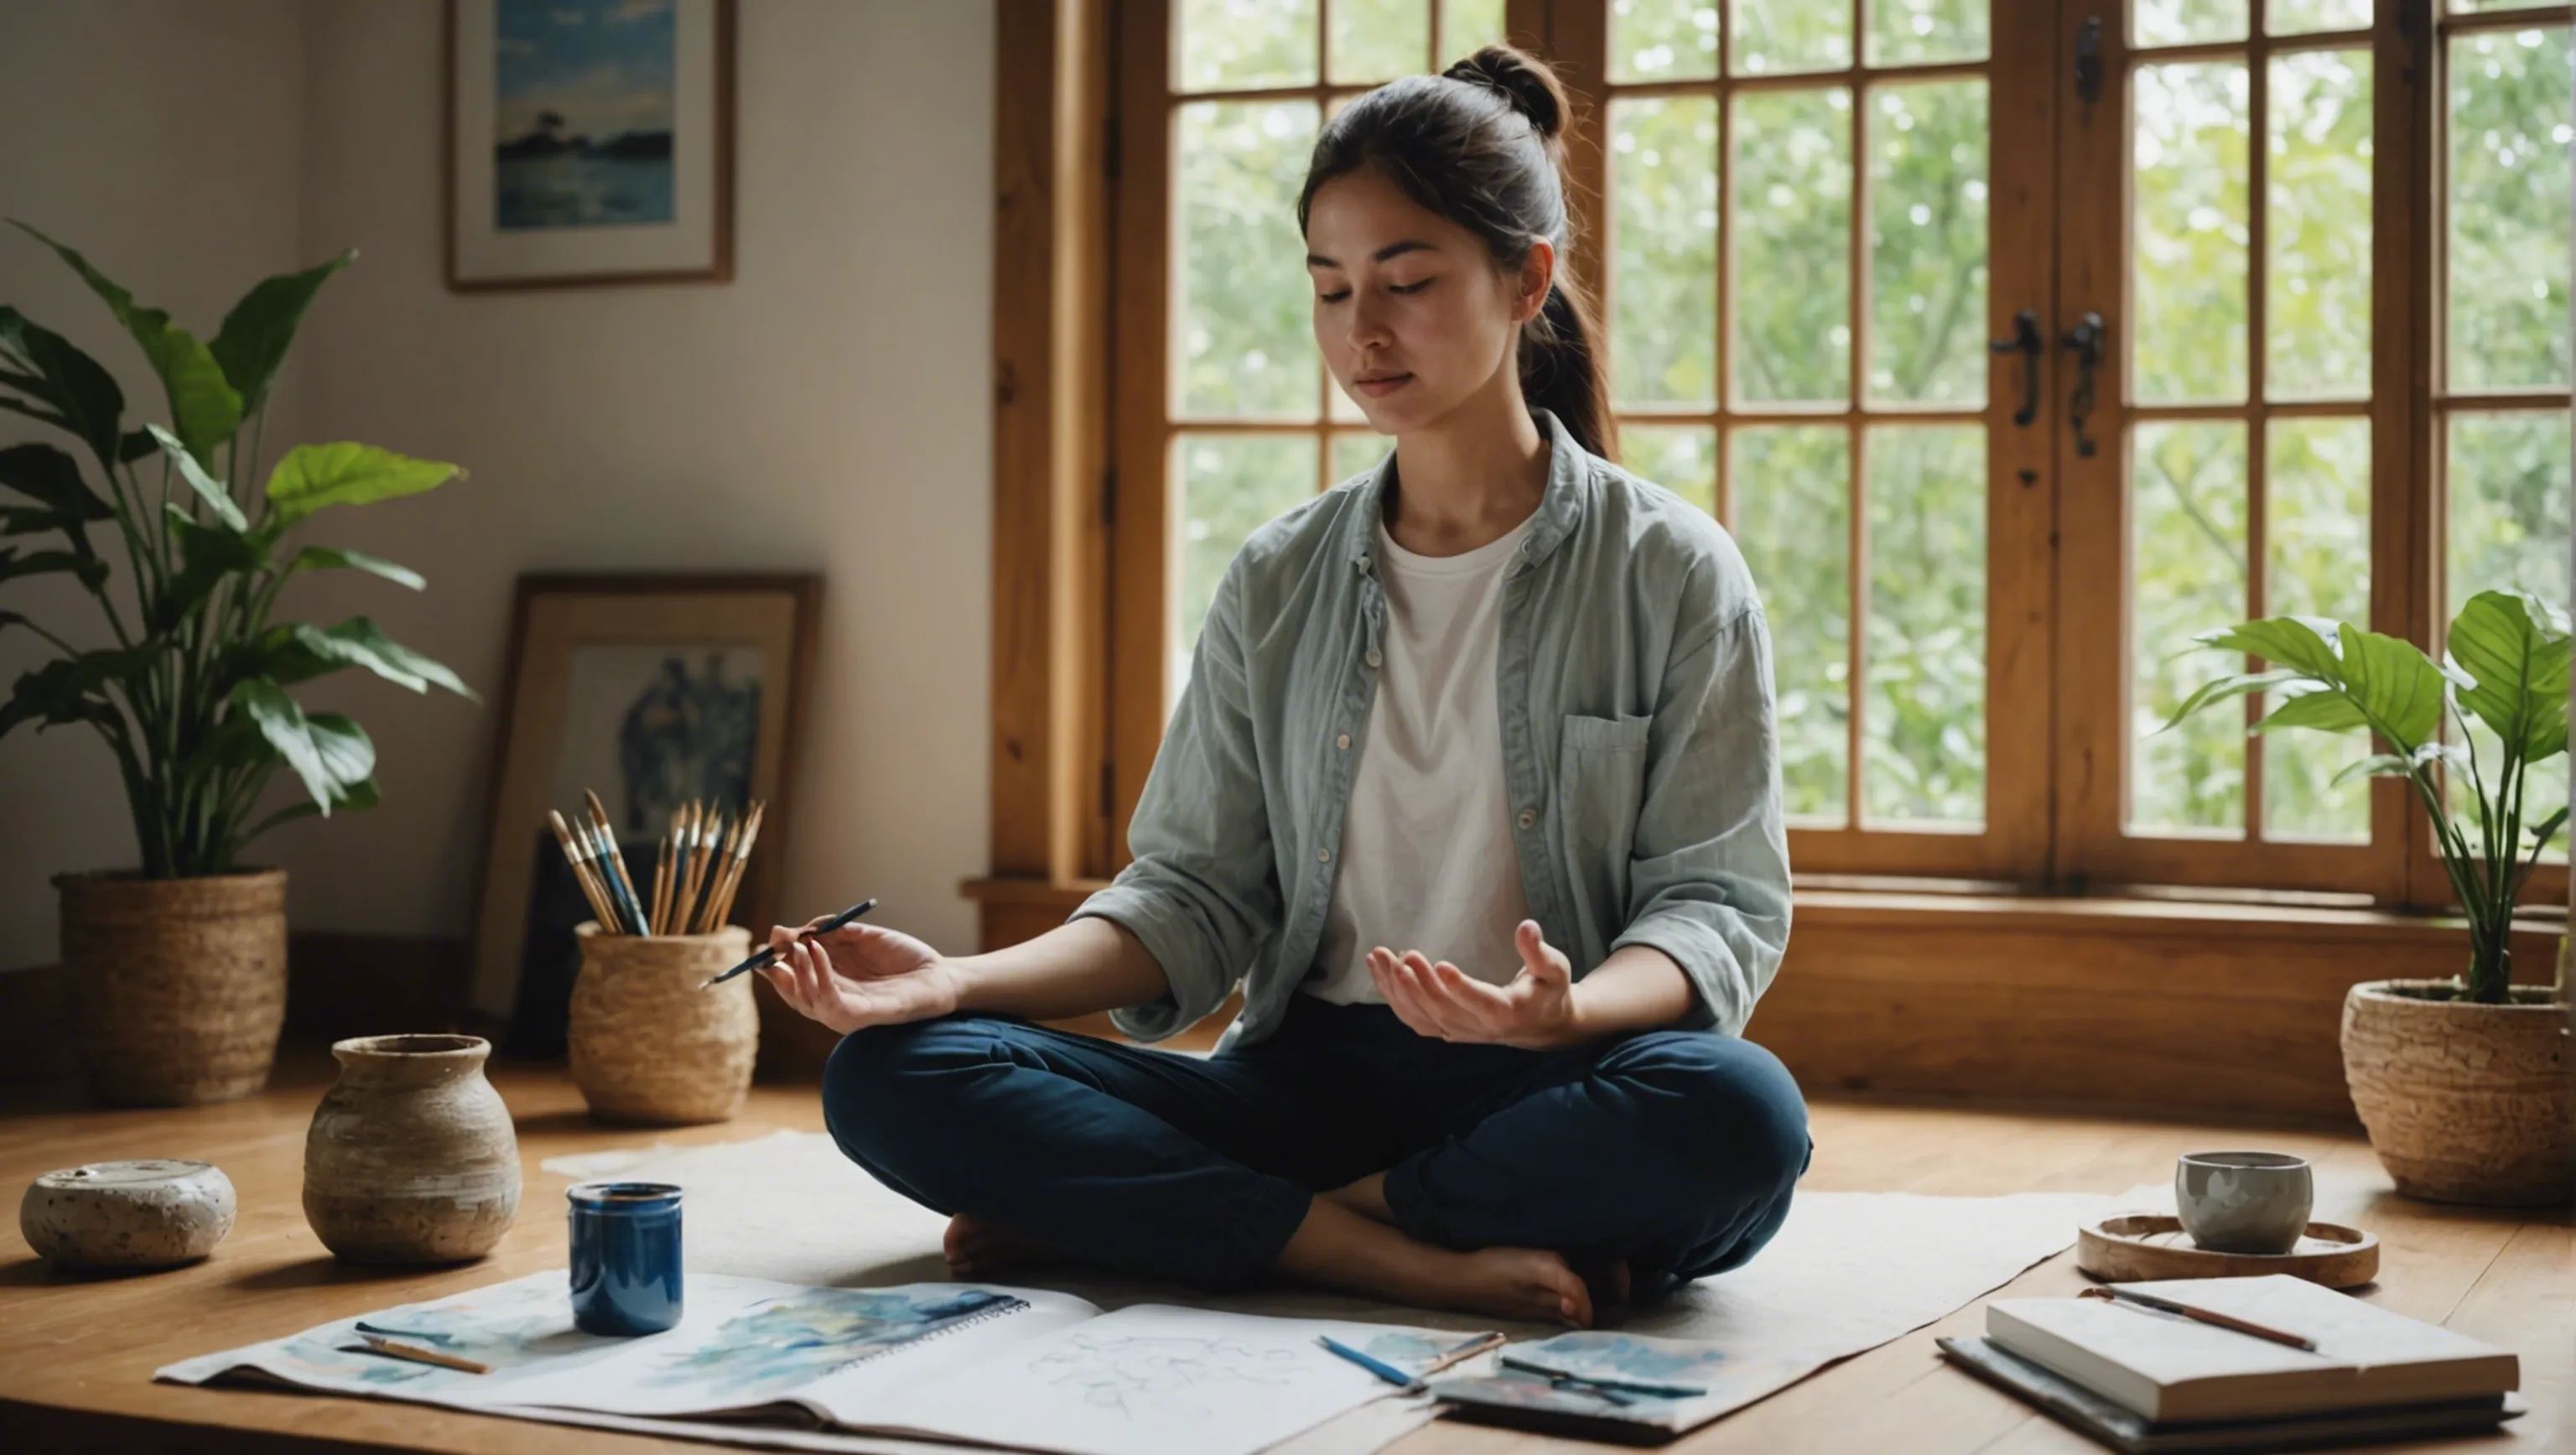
[761, 45, 1805, 1328]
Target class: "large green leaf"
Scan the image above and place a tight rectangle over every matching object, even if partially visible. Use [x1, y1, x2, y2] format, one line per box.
[2333, 622, 2447, 751]
[2194, 616, 2345, 680]
[12, 222, 242, 461]
[0, 646, 150, 739]
[0, 442, 111, 523]
[2161, 667, 2304, 733]
[288, 545, 423, 590]
[2256, 687, 2370, 734]
[277, 617, 476, 699]
[145, 424, 247, 532]
[305, 711, 377, 787]
[266, 443, 461, 526]
[208, 251, 352, 415]
[2449, 590, 2572, 761]
[230, 678, 335, 810]
[0, 305, 125, 463]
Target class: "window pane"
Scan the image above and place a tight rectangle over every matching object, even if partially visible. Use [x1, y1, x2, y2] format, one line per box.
[1867, 0, 1989, 66]
[1177, 0, 1317, 90]
[1178, 101, 1321, 418]
[1736, 0, 1851, 75]
[2263, 418, 2372, 843]
[2449, 409, 2573, 862]
[1613, 97, 1720, 407]
[1734, 88, 1852, 404]
[1609, 0, 1721, 81]
[2268, 0, 2368, 34]
[1624, 424, 1719, 517]
[1868, 80, 1988, 405]
[1330, 0, 1426, 84]
[1865, 425, 1986, 827]
[2134, 62, 2251, 404]
[2132, 422, 2251, 835]
[2134, 0, 2248, 46]
[2268, 49, 2372, 401]
[1331, 429, 1389, 484]
[1173, 433, 1318, 705]
[1733, 425, 1851, 823]
[2447, 27, 2573, 392]
[1441, 0, 1509, 53]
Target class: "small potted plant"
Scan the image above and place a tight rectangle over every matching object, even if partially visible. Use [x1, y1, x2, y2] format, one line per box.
[2, 223, 474, 1105]
[2168, 591, 2573, 1205]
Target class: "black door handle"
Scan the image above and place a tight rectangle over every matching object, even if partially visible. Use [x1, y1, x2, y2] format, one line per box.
[2061, 312, 2105, 458]
[1990, 310, 2042, 428]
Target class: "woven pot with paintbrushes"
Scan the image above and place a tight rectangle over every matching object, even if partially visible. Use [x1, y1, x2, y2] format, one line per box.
[1, 224, 472, 1106]
[558, 792, 765, 1124]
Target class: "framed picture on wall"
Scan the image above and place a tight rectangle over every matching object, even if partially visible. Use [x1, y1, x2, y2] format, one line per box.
[444, 0, 735, 291]
[470, 574, 818, 1052]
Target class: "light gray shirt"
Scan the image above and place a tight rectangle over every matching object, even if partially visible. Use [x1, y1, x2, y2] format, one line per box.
[1072, 408, 1792, 1052]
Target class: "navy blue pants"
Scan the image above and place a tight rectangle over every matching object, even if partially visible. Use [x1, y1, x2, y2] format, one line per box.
[820, 994, 1810, 1300]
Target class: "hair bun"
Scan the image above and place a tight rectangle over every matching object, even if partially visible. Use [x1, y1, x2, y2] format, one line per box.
[1441, 45, 1566, 140]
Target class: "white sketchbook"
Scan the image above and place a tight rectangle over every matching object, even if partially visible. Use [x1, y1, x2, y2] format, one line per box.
[156, 1271, 1495, 1455]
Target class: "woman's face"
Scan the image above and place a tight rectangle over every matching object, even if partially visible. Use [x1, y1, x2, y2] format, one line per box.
[1305, 166, 1551, 438]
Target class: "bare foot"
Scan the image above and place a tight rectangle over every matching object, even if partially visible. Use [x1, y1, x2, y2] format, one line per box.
[1273, 1196, 1596, 1327]
[1574, 1258, 1633, 1326]
[942, 1213, 1062, 1279]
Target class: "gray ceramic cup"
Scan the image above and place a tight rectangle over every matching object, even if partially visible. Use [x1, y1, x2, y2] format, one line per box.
[2175, 1151, 2314, 1255]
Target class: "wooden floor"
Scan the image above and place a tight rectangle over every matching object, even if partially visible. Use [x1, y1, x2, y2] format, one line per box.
[2, 1056, 2567, 1454]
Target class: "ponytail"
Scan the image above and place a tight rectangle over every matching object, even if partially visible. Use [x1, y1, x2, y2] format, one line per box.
[1298, 44, 1618, 464]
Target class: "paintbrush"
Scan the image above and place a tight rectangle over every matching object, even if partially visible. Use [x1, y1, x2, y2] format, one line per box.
[548, 810, 619, 930]
[349, 1333, 490, 1374]
[691, 812, 745, 933]
[582, 793, 649, 934]
[649, 818, 673, 935]
[676, 803, 714, 932]
[701, 898, 877, 988]
[703, 800, 763, 931]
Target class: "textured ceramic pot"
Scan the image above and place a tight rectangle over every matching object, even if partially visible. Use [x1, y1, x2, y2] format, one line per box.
[569, 923, 758, 1125]
[2342, 980, 2575, 1207]
[303, 1034, 521, 1262]
[2174, 1151, 2314, 1253]
[19, 1159, 236, 1270]
[57, 868, 288, 1106]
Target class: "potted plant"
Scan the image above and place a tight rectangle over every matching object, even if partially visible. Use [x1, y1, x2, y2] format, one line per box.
[2, 223, 473, 1105]
[2168, 591, 2573, 1205]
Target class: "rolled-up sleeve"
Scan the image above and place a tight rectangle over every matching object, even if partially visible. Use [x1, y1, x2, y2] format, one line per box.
[1607, 600, 1793, 1037]
[1070, 562, 1281, 1042]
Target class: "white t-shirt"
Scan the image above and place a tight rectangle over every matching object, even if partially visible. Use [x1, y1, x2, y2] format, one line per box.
[1304, 507, 1536, 1003]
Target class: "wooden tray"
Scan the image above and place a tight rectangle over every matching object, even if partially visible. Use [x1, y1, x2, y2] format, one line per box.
[2076, 1214, 2380, 1289]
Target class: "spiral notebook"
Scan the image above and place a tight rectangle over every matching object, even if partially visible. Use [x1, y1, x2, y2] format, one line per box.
[157, 1271, 1494, 1455]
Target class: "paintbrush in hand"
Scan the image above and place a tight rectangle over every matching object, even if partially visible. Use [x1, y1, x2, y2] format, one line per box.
[701, 897, 877, 988]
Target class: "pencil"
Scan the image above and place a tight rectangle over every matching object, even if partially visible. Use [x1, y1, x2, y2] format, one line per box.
[548, 810, 617, 930]
[2080, 1286, 2319, 1352]
[351, 1333, 491, 1374]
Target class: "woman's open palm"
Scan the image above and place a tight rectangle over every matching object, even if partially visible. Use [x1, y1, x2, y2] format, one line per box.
[756, 917, 961, 1036]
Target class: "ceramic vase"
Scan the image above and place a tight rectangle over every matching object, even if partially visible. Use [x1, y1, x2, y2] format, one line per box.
[2342, 979, 2575, 1206]
[303, 1034, 521, 1262]
[569, 922, 759, 1125]
[56, 868, 287, 1106]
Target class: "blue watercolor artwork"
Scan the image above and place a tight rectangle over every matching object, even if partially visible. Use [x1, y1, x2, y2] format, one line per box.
[645, 1286, 1026, 1401]
[494, 0, 678, 229]
[1514, 1331, 1732, 1387]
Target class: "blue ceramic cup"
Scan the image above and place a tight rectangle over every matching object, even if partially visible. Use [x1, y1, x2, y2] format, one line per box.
[568, 1182, 683, 1335]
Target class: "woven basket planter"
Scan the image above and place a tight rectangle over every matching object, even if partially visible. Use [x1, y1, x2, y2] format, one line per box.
[2342, 979, 2574, 1207]
[569, 922, 759, 1125]
[57, 868, 288, 1107]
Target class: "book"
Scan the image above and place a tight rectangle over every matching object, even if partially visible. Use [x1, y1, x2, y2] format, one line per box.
[1985, 1276, 2519, 1424]
[1937, 1336, 2522, 1453]
[157, 1271, 1498, 1455]
[1427, 1330, 1819, 1446]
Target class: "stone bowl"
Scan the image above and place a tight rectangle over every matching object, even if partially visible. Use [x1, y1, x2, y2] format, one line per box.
[20, 1159, 236, 1270]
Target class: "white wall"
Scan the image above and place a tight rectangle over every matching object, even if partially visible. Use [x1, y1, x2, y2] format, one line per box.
[0, 0, 310, 963]
[1, 0, 996, 971]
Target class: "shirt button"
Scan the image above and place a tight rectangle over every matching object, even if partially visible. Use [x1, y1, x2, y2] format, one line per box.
[1516, 808, 1537, 829]
[1317, 847, 1332, 863]
[1364, 648, 1382, 668]
[1335, 732, 1351, 750]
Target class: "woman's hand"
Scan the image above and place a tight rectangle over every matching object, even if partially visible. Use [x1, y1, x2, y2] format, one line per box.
[1366, 919, 1587, 1051]
[755, 916, 963, 1037]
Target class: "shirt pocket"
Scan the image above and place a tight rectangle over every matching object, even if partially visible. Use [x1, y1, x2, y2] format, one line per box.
[1556, 712, 1653, 953]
